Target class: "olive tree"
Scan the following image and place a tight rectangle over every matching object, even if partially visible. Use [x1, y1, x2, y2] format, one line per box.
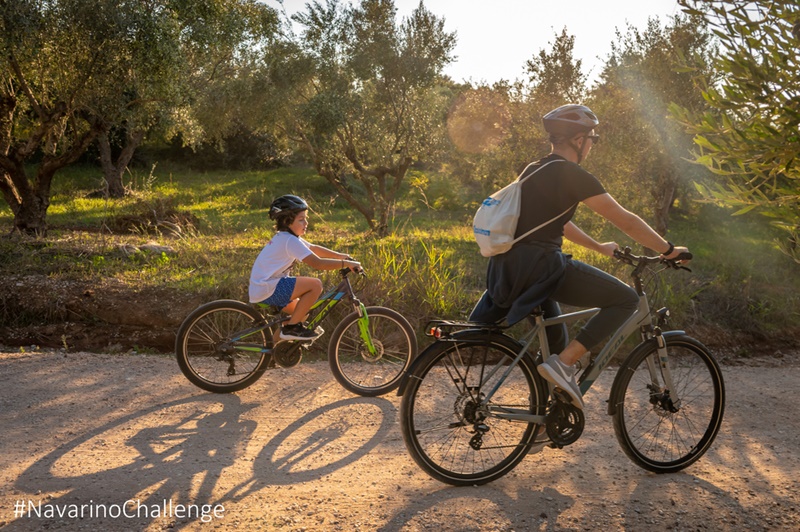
[263, 0, 456, 235]
[672, 0, 800, 262]
[0, 0, 277, 233]
[588, 15, 715, 235]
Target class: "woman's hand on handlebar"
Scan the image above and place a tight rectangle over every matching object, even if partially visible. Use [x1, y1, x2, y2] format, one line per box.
[662, 245, 690, 262]
[597, 242, 620, 257]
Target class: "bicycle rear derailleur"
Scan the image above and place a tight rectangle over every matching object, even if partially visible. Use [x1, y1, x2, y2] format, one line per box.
[545, 395, 585, 447]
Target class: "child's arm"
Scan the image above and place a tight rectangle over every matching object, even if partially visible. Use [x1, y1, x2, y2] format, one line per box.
[308, 243, 350, 261]
[302, 254, 361, 272]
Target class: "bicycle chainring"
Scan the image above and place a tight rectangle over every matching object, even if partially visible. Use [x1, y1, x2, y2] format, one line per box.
[545, 400, 585, 446]
[273, 341, 303, 368]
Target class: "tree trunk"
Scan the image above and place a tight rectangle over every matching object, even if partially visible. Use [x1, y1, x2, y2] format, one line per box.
[5, 165, 49, 234]
[7, 116, 104, 234]
[0, 171, 22, 216]
[653, 179, 677, 236]
[98, 128, 145, 198]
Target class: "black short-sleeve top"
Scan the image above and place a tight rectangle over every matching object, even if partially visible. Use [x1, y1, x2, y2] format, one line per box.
[514, 154, 606, 247]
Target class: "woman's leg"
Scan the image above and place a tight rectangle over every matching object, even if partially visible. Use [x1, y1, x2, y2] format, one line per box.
[548, 259, 639, 365]
[540, 299, 568, 354]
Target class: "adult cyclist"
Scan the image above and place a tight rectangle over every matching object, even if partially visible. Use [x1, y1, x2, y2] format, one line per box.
[469, 104, 689, 409]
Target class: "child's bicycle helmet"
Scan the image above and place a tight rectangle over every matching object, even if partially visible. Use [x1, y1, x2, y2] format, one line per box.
[269, 195, 308, 220]
[543, 104, 599, 141]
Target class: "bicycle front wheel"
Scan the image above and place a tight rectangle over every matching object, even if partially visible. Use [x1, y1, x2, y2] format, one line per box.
[400, 332, 547, 486]
[175, 300, 272, 393]
[328, 306, 417, 396]
[610, 334, 725, 473]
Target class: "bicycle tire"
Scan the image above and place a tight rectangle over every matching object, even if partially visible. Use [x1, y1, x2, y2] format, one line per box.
[400, 331, 547, 486]
[175, 300, 272, 393]
[328, 306, 417, 397]
[610, 334, 725, 473]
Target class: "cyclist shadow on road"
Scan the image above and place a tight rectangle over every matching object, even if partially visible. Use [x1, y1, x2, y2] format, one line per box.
[8, 391, 396, 530]
[376, 484, 575, 531]
[219, 396, 396, 502]
[9, 393, 258, 530]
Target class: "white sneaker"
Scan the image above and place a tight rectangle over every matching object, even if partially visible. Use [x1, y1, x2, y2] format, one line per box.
[537, 355, 584, 409]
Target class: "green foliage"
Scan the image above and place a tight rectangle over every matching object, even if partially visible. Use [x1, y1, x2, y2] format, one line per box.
[260, 0, 457, 234]
[588, 14, 715, 236]
[673, 0, 800, 263]
[525, 28, 588, 107]
[440, 30, 586, 197]
[2, 164, 797, 346]
[0, 0, 279, 232]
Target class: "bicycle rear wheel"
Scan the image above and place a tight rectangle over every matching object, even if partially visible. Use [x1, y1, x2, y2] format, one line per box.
[400, 332, 547, 486]
[328, 306, 416, 396]
[610, 334, 725, 473]
[175, 300, 273, 393]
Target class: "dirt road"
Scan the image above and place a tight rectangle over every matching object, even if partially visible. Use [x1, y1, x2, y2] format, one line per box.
[1, 350, 798, 531]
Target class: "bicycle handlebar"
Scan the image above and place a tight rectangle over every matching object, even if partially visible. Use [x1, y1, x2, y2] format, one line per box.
[340, 266, 366, 278]
[613, 247, 693, 271]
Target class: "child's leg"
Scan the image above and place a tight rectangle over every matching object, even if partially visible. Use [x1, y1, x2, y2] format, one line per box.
[284, 277, 323, 326]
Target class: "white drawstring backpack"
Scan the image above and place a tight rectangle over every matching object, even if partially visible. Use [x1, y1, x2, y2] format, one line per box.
[473, 160, 571, 257]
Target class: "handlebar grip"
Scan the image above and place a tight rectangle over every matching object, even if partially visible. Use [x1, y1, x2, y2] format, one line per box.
[673, 251, 693, 261]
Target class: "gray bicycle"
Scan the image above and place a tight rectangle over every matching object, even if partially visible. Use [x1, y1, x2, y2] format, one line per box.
[398, 248, 725, 486]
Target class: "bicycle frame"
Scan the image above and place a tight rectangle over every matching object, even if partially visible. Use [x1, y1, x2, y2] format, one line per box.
[225, 270, 376, 355]
[479, 291, 681, 424]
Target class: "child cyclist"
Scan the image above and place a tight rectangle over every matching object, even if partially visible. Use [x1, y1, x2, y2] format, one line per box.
[249, 194, 361, 342]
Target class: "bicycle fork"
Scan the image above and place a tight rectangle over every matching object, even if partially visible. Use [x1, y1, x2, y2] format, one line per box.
[646, 328, 681, 412]
[354, 302, 378, 355]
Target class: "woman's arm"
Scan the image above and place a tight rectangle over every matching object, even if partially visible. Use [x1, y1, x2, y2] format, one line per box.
[563, 221, 618, 257]
[582, 193, 688, 258]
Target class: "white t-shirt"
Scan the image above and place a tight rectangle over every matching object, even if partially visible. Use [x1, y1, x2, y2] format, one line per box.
[249, 231, 313, 303]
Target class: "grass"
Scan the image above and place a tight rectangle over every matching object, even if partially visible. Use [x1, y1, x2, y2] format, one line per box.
[1, 163, 799, 348]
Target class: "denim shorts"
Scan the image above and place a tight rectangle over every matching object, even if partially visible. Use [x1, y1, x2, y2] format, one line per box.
[259, 277, 297, 309]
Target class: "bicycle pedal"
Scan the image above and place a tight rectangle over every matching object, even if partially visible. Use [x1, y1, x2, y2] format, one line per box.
[552, 388, 573, 404]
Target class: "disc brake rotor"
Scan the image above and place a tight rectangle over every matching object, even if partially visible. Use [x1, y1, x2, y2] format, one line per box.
[361, 339, 384, 362]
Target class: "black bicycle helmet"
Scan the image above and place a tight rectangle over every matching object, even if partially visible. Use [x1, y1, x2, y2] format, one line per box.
[543, 104, 599, 140]
[269, 194, 308, 221]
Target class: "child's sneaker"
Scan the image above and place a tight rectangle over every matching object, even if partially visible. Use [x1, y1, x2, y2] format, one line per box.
[537, 355, 584, 409]
[280, 323, 322, 341]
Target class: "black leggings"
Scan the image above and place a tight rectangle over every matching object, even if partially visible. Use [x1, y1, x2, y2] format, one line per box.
[541, 259, 639, 353]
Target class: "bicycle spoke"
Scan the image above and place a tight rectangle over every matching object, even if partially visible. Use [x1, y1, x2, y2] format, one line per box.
[402, 337, 543, 485]
[329, 307, 415, 396]
[613, 340, 724, 472]
[176, 302, 270, 393]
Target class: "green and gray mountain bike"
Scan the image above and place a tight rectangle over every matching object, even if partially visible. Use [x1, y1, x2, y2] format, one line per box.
[398, 248, 725, 485]
[176, 268, 417, 397]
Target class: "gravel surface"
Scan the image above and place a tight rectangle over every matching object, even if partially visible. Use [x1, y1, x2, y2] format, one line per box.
[1, 349, 798, 531]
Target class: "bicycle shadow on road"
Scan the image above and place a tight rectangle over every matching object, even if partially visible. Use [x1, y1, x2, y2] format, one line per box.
[375, 483, 575, 531]
[219, 396, 396, 502]
[8, 393, 258, 530]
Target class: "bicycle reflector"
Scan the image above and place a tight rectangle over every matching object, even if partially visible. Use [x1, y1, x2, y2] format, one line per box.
[428, 326, 443, 339]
